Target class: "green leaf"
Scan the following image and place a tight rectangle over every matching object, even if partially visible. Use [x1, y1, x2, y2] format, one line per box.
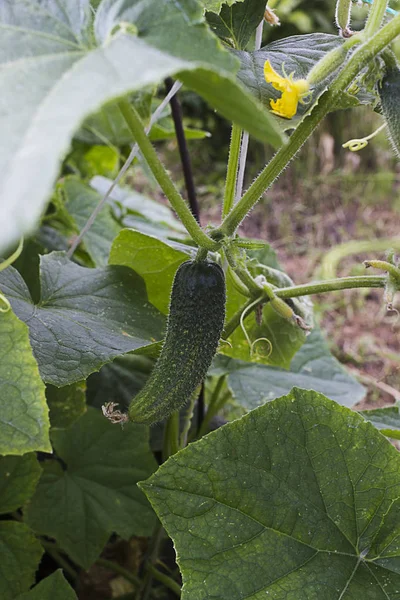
[0, 252, 165, 386]
[110, 229, 193, 314]
[360, 402, 400, 440]
[236, 33, 375, 129]
[200, 0, 245, 13]
[0, 310, 51, 455]
[0, 0, 284, 253]
[0, 521, 43, 600]
[0, 454, 41, 514]
[46, 382, 87, 429]
[16, 570, 77, 600]
[213, 328, 366, 408]
[60, 177, 121, 266]
[206, 0, 266, 49]
[26, 408, 158, 569]
[141, 388, 400, 599]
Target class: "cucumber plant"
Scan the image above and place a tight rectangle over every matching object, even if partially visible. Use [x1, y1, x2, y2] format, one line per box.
[0, 0, 400, 599]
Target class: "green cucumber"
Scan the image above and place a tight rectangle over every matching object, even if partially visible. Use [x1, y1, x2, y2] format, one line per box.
[379, 66, 400, 158]
[128, 260, 226, 425]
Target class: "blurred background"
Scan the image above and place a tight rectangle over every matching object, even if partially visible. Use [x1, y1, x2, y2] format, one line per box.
[134, 0, 400, 409]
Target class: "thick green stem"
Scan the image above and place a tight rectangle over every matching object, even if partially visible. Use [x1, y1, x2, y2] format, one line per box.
[223, 124, 242, 217]
[218, 97, 331, 237]
[364, 0, 389, 38]
[97, 558, 141, 589]
[275, 275, 386, 298]
[117, 99, 218, 251]
[147, 564, 181, 597]
[222, 275, 386, 339]
[216, 12, 400, 238]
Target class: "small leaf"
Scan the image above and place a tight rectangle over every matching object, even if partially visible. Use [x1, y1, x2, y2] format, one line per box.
[110, 229, 193, 314]
[200, 0, 245, 13]
[213, 328, 365, 408]
[0, 454, 41, 514]
[0, 310, 51, 455]
[46, 382, 87, 429]
[26, 408, 158, 569]
[0, 252, 165, 386]
[141, 388, 400, 599]
[360, 402, 400, 439]
[0, 521, 43, 600]
[207, 0, 266, 49]
[16, 570, 77, 600]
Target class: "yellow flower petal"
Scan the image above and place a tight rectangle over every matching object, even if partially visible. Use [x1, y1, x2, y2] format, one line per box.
[264, 60, 288, 92]
[270, 94, 298, 119]
[264, 59, 310, 119]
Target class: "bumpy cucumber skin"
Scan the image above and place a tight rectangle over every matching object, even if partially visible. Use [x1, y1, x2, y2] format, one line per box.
[128, 260, 226, 425]
[379, 67, 400, 159]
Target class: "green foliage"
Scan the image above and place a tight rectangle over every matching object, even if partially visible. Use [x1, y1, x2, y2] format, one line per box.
[0, 252, 165, 386]
[206, 0, 267, 49]
[0, 310, 51, 455]
[0, 522, 43, 600]
[142, 389, 400, 599]
[212, 328, 366, 408]
[16, 570, 77, 600]
[0, 0, 283, 253]
[26, 408, 157, 568]
[0, 0, 399, 596]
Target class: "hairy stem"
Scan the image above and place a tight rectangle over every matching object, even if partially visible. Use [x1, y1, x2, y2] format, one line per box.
[222, 275, 386, 339]
[117, 99, 218, 251]
[223, 124, 242, 217]
[147, 564, 181, 597]
[97, 558, 141, 588]
[364, 0, 389, 37]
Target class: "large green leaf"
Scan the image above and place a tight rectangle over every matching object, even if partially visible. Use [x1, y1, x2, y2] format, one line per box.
[26, 408, 158, 569]
[141, 388, 400, 599]
[16, 570, 77, 600]
[0, 0, 284, 253]
[206, 0, 266, 49]
[361, 403, 400, 440]
[0, 252, 165, 386]
[213, 328, 366, 408]
[236, 33, 375, 128]
[110, 229, 193, 314]
[0, 310, 51, 455]
[0, 522, 43, 600]
[0, 454, 41, 514]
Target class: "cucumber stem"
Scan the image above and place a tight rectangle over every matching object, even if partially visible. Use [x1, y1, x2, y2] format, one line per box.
[117, 99, 218, 251]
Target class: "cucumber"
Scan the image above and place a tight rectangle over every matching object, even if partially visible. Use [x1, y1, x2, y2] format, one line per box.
[379, 66, 400, 158]
[128, 260, 226, 425]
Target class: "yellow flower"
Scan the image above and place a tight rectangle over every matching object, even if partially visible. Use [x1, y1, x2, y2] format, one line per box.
[264, 60, 310, 119]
